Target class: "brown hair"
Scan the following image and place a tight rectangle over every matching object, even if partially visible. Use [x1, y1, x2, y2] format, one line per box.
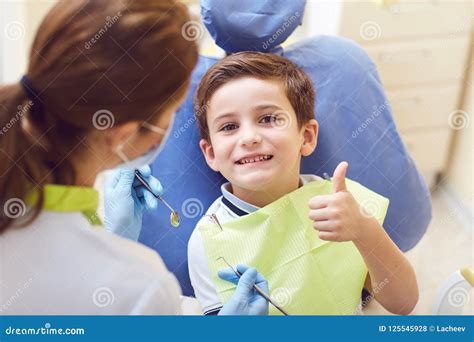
[194, 51, 315, 141]
[0, 0, 198, 231]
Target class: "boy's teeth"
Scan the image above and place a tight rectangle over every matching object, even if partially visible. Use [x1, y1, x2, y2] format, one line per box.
[238, 155, 271, 164]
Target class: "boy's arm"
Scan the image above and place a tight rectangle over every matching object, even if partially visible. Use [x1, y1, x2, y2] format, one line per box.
[308, 161, 418, 315]
[356, 217, 418, 315]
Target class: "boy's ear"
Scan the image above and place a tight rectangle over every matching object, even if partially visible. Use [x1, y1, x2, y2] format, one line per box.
[199, 138, 219, 171]
[301, 119, 319, 157]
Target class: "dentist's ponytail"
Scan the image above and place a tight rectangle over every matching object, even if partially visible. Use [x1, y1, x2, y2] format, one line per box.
[0, 0, 198, 232]
[0, 80, 78, 231]
[0, 83, 46, 229]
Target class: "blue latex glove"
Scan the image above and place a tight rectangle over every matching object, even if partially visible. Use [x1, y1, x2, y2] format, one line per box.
[104, 165, 163, 241]
[218, 264, 269, 315]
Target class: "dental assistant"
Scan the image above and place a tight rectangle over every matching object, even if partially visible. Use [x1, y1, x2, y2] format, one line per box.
[0, 0, 268, 315]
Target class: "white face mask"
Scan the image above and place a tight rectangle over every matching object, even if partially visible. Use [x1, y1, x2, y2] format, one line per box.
[115, 117, 174, 170]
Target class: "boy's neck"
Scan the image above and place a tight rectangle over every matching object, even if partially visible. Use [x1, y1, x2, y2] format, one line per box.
[230, 173, 301, 208]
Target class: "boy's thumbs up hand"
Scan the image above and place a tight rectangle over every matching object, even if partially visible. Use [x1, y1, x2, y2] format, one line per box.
[332, 161, 348, 193]
[308, 161, 375, 243]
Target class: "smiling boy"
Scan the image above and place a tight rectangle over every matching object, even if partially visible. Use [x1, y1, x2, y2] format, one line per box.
[187, 52, 418, 315]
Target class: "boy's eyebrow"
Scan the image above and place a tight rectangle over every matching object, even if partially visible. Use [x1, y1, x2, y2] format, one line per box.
[253, 104, 284, 111]
[212, 112, 236, 125]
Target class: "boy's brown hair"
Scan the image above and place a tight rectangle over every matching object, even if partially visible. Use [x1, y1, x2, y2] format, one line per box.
[194, 51, 315, 141]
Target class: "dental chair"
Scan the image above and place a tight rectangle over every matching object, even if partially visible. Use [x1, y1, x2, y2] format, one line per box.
[140, 0, 432, 296]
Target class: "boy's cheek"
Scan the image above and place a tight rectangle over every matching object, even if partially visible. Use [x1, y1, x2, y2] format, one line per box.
[208, 150, 232, 172]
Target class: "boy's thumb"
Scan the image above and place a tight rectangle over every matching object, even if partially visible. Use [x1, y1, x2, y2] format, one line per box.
[332, 161, 348, 193]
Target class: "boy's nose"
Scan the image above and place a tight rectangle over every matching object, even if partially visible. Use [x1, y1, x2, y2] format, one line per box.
[239, 127, 262, 147]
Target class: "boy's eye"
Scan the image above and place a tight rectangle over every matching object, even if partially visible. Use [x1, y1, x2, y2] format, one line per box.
[220, 123, 238, 132]
[260, 114, 279, 124]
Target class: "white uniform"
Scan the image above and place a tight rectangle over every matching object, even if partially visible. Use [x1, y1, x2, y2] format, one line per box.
[188, 175, 323, 315]
[0, 186, 201, 315]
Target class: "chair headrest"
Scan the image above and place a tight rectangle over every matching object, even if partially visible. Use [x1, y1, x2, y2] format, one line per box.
[200, 0, 306, 53]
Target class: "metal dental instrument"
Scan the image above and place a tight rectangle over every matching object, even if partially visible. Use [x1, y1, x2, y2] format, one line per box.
[216, 256, 289, 316]
[134, 170, 180, 227]
[208, 213, 223, 231]
[323, 172, 331, 181]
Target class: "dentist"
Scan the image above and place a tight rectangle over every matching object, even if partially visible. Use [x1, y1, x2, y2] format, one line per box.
[0, 0, 268, 315]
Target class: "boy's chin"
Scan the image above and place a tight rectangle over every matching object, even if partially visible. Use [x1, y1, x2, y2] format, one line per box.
[230, 173, 277, 192]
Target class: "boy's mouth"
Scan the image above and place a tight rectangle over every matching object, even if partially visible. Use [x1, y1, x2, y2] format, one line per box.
[235, 154, 273, 165]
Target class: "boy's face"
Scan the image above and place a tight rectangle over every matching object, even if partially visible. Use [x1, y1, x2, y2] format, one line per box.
[200, 77, 318, 192]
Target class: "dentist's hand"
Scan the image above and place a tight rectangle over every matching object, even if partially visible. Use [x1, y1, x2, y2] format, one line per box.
[104, 165, 163, 241]
[218, 265, 269, 315]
